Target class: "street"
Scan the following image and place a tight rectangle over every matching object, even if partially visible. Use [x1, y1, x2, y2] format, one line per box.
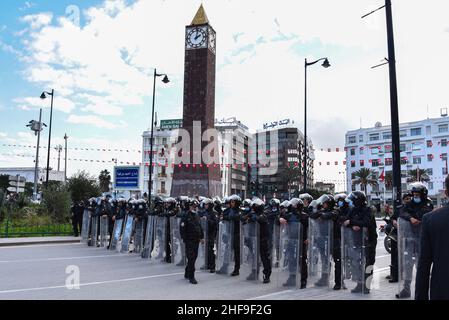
[0, 226, 400, 300]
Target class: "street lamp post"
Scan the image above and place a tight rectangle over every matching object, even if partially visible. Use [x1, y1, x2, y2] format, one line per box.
[40, 89, 55, 189]
[64, 134, 68, 184]
[304, 58, 330, 192]
[148, 69, 169, 204]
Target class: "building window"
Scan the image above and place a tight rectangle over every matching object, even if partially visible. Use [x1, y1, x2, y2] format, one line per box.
[400, 144, 406, 152]
[360, 160, 365, 167]
[427, 154, 433, 162]
[428, 182, 434, 190]
[401, 158, 408, 165]
[427, 140, 433, 148]
[439, 124, 448, 133]
[412, 143, 423, 151]
[351, 173, 356, 180]
[350, 148, 355, 156]
[400, 130, 407, 137]
[385, 158, 393, 166]
[359, 148, 364, 155]
[351, 161, 356, 168]
[385, 145, 392, 153]
[162, 138, 167, 145]
[369, 133, 380, 141]
[428, 168, 433, 176]
[410, 127, 422, 136]
[371, 147, 379, 155]
[348, 136, 356, 144]
[359, 135, 364, 143]
[442, 139, 448, 147]
[382, 132, 392, 140]
[413, 157, 422, 164]
[161, 181, 166, 193]
[372, 159, 380, 167]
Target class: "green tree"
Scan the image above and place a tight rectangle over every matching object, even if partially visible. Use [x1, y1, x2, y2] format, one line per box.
[0, 174, 9, 192]
[407, 168, 431, 183]
[99, 170, 111, 193]
[352, 168, 379, 193]
[384, 171, 393, 190]
[42, 184, 71, 223]
[67, 171, 101, 203]
[282, 165, 302, 195]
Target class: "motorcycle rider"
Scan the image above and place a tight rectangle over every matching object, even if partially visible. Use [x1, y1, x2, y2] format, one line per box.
[396, 183, 433, 299]
[180, 198, 205, 284]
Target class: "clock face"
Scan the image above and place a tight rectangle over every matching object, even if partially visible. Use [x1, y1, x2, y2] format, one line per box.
[186, 27, 207, 49]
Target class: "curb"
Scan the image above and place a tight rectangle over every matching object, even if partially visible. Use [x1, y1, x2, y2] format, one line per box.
[0, 239, 81, 247]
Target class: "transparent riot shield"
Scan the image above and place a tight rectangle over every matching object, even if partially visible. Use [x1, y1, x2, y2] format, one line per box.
[109, 218, 123, 251]
[277, 221, 301, 288]
[170, 217, 186, 266]
[197, 216, 208, 271]
[133, 219, 144, 254]
[80, 209, 90, 242]
[308, 218, 333, 288]
[241, 222, 260, 281]
[151, 216, 167, 262]
[341, 226, 368, 293]
[99, 216, 109, 247]
[216, 220, 234, 275]
[120, 215, 134, 253]
[90, 216, 99, 247]
[141, 216, 155, 259]
[397, 217, 421, 299]
[270, 222, 281, 269]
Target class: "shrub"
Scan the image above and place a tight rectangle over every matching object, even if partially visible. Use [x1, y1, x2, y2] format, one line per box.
[42, 185, 71, 224]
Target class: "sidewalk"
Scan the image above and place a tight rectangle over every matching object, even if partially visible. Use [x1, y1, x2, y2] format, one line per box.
[0, 236, 81, 247]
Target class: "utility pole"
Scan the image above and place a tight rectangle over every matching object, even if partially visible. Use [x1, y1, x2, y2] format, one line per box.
[26, 108, 46, 200]
[64, 134, 68, 184]
[55, 145, 63, 171]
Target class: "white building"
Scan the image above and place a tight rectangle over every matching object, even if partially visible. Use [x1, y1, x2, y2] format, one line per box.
[345, 114, 449, 205]
[0, 167, 64, 184]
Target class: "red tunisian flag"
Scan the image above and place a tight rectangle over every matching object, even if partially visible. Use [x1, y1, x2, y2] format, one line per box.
[379, 169, 385, 182]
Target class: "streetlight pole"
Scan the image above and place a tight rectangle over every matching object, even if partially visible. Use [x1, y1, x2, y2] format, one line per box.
[64, 134, 68, 184]
[304, 57, 330, 192]
[55, 145, 63, 171]
[41, 89, 54, 189]
[148, 69, 169, 205]
[27, 109, 46, 200]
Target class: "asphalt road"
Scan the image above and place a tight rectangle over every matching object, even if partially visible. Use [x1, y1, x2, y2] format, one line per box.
[0, 226, 394, 300]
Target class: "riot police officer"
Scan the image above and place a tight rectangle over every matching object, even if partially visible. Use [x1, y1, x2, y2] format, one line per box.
[266, 198, 280, 264]
[217, 195, 241, 276]
[202, 198, 219, 272]
[333, 193, 349, 290]
[252, 198, 272, 283]
[299, 193, 313, 210]
[343, 191, 377, 294]
[396, 183, 433, 299]
[180, 198, 205, 284]
[71, 201, 85, 237]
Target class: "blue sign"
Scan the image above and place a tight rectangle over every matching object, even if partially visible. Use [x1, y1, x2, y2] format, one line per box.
[114, 166, 140, 190]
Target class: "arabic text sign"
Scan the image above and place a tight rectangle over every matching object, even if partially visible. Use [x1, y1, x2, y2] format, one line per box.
[114, 166, 140, 190]
[160, 119, 182, 130]
[263, 119, 291, 130]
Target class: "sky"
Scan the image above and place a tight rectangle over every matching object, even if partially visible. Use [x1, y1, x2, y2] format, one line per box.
[0, 0, 449, 187]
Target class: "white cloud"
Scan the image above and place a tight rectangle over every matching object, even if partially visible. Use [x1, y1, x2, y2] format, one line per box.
[14, 96, 75, 113]
[19, 2, 36, 11]
[21, 13, 53, 29]
[0, 132, 7, 138]
[67, 114, 117, 129]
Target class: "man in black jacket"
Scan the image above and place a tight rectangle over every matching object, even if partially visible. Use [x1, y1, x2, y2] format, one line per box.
[71, 201, 85, 237]
[180, 198, 204, 284]
[415, 175, 449, 300]
[397, 182, 434, 299]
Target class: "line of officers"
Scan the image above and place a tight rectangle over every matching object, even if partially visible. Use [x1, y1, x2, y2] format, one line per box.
[77, 182, 431, 297]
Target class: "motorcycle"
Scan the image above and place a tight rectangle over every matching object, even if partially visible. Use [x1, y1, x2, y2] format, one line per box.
[379, 217, 397, 254]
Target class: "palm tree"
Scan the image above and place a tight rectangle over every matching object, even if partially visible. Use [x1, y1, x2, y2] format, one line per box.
[98, 170, 111, 193]
[352, 168, 379, 193]
[407, 168, 431, 183]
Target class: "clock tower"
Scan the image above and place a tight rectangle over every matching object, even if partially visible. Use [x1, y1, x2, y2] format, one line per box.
[171, 5, 222, 197]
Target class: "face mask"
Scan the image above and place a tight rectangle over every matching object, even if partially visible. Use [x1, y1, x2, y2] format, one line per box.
[413, 197, 421, 204]
[347, 200, 354, 208]
[338, 201, 344, 208]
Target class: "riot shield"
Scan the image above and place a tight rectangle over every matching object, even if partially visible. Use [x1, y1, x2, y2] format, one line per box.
[216, 220, 234, 275]
[109, 218, 123, 251]
[308, 218, 333, 288]
[141, 216, 155, 259]
[80, 209, 90, 242]
[241, 222, 260, 281]
[197, 216, 208, 271]
[99, 216, 109, 247]
[397, 217, 421, 299]
[90, 216, 99, 247]
[120, 215, 134, 253]
[270, 222, 281, 269]
[151, 216, 167, 262]
[277, 221, 301, 288]
[170, 217, 186, 266]
[341, 226, 368, 293]
[132, 219, 144, 254]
